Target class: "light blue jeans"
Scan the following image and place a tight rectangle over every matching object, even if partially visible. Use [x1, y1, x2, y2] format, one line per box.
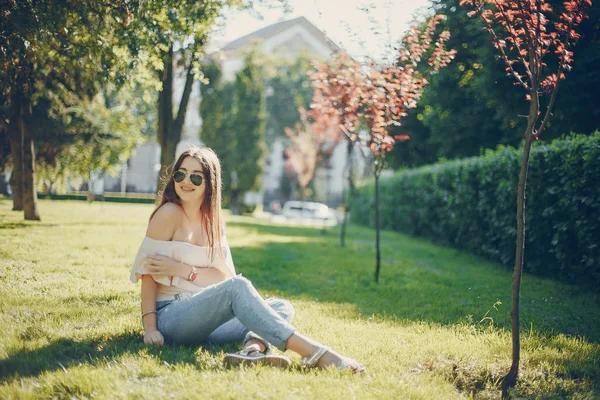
[156, 276, 296, 351]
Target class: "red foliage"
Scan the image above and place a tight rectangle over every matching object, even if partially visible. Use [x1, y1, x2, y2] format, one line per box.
[308, 52, 363, 142]
[459, 2, 591, 395]
[459, 0, 591, 98]
[284, 107, 340, 191]
[309, 15, 456, 174]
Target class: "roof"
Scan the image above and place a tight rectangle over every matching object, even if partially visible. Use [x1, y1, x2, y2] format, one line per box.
[220, 16, 342, 54]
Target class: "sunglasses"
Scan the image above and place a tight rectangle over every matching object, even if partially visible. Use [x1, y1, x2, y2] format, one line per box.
[173, 170, 204, 186]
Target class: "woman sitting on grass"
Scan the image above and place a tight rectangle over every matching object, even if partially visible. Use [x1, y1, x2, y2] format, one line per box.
[129, 145, 365, 372]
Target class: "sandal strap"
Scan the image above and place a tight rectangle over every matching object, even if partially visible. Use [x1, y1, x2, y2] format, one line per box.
[239, 349, 263, 356]
[302, 346, 330, 367]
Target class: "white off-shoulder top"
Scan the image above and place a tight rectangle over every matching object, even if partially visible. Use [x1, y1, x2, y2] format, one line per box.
[129, 236, 236, 297]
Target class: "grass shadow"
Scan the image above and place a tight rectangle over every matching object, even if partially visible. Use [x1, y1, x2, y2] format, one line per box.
[228, 218, 333, 238]
[0, 222, 39, 230]
[0, 332, 241, 382]
[227, 220, 600, 344]
[226, 220, 600, 398]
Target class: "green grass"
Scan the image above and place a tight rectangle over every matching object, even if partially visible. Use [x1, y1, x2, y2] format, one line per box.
[0, 199, 598, 399]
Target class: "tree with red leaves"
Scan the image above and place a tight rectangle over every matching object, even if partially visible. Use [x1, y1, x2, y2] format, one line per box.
[283, 107, 340, 200]
[309, 53, 364, 247]
[459, 0, 591, 397]
[310, 16, 455, 281]
[360, 15, 455, 283]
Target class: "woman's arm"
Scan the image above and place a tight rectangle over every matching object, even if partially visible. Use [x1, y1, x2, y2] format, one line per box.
[144, 254, 228, 286]
[141, 275, 164, 346]
[139, 203, 182, 346]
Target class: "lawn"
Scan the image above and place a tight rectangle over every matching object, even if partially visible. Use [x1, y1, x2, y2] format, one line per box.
[0, 199, 598, 399]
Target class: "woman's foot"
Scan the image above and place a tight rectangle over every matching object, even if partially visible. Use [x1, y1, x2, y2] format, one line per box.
[223, 339, 291, 369]
[303, 346, 366, 373]
[223, 349, 292, 368]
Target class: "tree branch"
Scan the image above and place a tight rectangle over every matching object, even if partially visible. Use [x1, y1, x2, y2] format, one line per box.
[173, 56, 195, 137]
[534, 0, 542, 76]
[535, 71, 562, 137]
[339, 124, 356, 142]
[493, 0, 533, 79]
[477, 6, 531, 90]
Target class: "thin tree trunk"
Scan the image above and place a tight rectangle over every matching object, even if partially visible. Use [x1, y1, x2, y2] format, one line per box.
[230, 189, 242, 215]
[340, 140, 354, 247]
[158, 138, 177, 192]
[8, 88, 23, 211]
[173, 52, 196, 140]
[501, 94, 539, 399]
[8, 129, 23, 211]
[374, 171, 381, 283]
[20, 97, 40, 221]
[156, 44, 197, 193]
[156, 46, 175, 191]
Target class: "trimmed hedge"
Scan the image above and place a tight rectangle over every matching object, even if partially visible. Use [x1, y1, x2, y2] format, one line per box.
[41, 193, 156, 204]
[353, 132, 600, 284]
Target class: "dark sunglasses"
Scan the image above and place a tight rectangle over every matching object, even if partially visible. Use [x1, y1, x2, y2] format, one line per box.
[173, 170, 204, 186]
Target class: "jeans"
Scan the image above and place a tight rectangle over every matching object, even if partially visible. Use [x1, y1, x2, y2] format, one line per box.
[156, 276, 296, 351]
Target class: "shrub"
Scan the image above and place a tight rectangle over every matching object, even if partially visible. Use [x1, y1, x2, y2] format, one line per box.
[353, 132, 600, 284]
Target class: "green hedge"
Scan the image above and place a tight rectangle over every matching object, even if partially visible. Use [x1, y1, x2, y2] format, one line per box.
[353, 132, 600, 284]
[41, 193, 156, 204]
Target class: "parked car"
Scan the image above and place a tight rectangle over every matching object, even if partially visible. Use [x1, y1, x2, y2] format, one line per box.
[280, 201, 337, 226]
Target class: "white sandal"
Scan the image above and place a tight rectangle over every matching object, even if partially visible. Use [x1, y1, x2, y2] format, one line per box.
[302, 346, 366, 373]
[223, 349, 291, 369]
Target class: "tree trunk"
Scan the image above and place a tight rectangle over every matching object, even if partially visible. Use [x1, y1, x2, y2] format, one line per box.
[156, 46, 175, 191]
[373, 171, 381, 283]
[8, 129, 23, 211]
[8, 87, 23, 211]
[20, 97, 40, 221]
[340, 140, 355, 247]
[229, 190, 242, 215]
[158, 138, 177, 192]
[156, 44, 197, 193]
[501, 94, 539, 399]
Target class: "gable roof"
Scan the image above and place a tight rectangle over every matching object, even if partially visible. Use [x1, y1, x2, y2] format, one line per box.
[221, 16, 342, 53]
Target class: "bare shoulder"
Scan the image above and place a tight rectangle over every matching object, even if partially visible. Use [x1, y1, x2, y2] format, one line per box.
[146, 203, 183, 241]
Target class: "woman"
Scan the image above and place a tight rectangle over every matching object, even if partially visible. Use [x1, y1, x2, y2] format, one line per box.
[130, 145, 364, 372]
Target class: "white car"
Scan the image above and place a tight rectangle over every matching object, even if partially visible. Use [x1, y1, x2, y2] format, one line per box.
[280, 201, 337, 226]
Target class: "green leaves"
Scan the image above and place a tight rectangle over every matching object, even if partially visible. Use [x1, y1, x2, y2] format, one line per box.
[354, 131, 600, 285]
[199, 54, 267, 207]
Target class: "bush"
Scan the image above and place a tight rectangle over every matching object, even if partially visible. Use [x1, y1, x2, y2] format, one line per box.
[42, 192, 156, 204]
[353, 132, 600, 284]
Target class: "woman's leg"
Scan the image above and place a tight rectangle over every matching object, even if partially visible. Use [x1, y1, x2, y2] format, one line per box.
[159, 276, 363, 371]
[157, 276, 295, 348]
[205, 298, 295, 349]
[285, 332, 364, 371]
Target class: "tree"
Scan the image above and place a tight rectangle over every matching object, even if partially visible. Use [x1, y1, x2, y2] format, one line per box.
[359, 16, 455, 283]
[310, 19, 454, 281]
[230, 54, 267, 214]
[265, 51, 318, 140]
[0, 0, 134, 220]
[125, 1, 288, 192]
[124, 1, 222, 191]
[284, 122, 318, 201]
[283, 107, 339, 200]
[460, 0, 591, 397]
[309, 52, 363, 247]
[387, 0, 600, 169]
[199, 61, 236, 206]
[35, 87, 145, 197]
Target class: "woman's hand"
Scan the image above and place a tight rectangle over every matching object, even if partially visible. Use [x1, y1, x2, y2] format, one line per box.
[144, 329, 164, 347]
[144, 254, 187, 278]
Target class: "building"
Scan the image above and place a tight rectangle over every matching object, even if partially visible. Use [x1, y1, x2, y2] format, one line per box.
[105, 16, 369, 207]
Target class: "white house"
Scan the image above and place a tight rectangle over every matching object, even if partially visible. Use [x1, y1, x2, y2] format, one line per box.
[104, 16, 369, 207]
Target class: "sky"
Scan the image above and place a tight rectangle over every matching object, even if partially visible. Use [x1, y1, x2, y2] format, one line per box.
[210, 0, 433, 63]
